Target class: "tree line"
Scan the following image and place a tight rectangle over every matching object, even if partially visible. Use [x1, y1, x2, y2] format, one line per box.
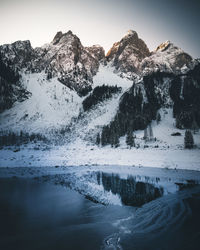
[0, 131, 48, 146]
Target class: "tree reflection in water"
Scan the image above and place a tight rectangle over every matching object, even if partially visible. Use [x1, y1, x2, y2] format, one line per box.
[96, 172, 164, 206]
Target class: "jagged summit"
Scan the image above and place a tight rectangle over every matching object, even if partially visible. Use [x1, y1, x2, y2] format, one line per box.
[0, 29, 106, 101]
[106, 30, 150, 75]
[126, 30, 137, 36]
[0, 28, 197, 108]
[155, 40, 171, 52]
[122, 30, 139, 40]
[52, 30, 76, 44]
[52, 31, 63, 45]
[0, 39, 35, 69]
[34, 30, 105, 96]
[140, 40, 193, 74]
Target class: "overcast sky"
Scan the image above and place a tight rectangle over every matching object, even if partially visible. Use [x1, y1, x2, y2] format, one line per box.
[0, 0, 200, 57]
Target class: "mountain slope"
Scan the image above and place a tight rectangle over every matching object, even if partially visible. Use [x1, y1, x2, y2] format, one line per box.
[0, 30, 199, 151]
[34, 31, 105, 96]
[0, 72, 82, 136]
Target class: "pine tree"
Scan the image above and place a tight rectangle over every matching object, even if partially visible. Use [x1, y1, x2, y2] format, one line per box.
[113, 133, 120, 148]
[156, 112, 161, 124]
[101, 126, 109, 146]
[184, 130, 194, 149]
[126, 131, 135, 148]
[96, 133, 101, 146]
[143, 127, 148, 142]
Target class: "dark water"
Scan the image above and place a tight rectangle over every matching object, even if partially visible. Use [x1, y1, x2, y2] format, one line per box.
[0, 178, 132, 250]
[0, 175, 200, 250]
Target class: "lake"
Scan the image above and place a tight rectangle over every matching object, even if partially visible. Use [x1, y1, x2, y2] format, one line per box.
[0, 167, 200, 250]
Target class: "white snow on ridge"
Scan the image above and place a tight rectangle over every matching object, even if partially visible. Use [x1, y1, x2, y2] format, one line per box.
[93, 64, 133, 90]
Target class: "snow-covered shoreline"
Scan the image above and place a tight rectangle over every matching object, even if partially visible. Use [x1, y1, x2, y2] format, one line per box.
[0, 143, 199, 171]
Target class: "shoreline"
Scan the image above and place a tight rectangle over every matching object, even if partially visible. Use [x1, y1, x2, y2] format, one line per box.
[0, 145, 200, 171]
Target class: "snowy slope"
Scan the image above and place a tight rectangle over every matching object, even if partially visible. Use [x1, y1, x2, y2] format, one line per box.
[62, 107, 200, 169]
[0, 72, 82, 135]
[0, 67, 199, 171]
[93, 64, 136, 90]
[0, 64, 133, 139]
[67, 64, 134, 142]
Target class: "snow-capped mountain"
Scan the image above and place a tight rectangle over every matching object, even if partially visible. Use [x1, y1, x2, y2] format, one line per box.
[106, 30, 150, 77]
[34, 31, 105, 96]
[140, 40, 194, 75]
[106, 31, 195, 77]
[0, 30, 199, 149]
[0, 30, 105, 112]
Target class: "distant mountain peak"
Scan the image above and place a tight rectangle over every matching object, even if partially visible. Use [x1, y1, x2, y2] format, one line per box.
[51, 30, 78, 45]
[124, 30, 138, 38]
[155, 40, 171, 52]
[52, 31, 63, 45]
[106, 30, 150, 75]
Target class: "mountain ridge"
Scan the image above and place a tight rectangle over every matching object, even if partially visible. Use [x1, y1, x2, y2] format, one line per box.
[0, 29, 199, 148]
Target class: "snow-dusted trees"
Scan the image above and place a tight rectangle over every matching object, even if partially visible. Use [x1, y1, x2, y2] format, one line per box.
[100, 121, 120, 147]
[111, 133, 120, 148]
[82, 85, 121, 111]
[156, 112, 161, 124]
[184, 130, 194, 149]
[96, 133, 101, 145]
[101, 125, 110, 146]
[0, 131, 47, 146]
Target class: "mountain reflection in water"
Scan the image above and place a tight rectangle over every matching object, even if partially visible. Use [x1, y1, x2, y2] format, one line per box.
[96, 172, 164, 206]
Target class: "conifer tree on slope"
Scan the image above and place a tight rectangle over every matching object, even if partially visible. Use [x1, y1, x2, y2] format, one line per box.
[184, 130, 194, 149]
[126, 131, 135, 148]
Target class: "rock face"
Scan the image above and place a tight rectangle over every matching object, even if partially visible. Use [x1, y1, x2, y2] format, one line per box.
[0, 31, 106, 111]
[106, 30, 150, 75]
[0, 49, 31, 113]
[34, 31, 105, 96]
[85, 45, 105, 62]
[106, 31, 194, 78]
[140, 41, 193, 75]
[0, 40, 36, 71]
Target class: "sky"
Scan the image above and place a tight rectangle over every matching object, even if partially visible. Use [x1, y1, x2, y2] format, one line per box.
[0, 0, 200, 57]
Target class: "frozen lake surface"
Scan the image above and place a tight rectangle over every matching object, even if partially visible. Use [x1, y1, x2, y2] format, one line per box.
[0, 166, 200, 250]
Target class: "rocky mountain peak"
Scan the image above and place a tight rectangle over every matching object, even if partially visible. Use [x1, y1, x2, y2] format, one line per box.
[33, 30, 105, 96]
[52, 31, 63, 45]
[155, 40, 171, 52]
[51, 30, 81, 47]
[140, 41, 193, 75]
[122, 30, 139, 41]
[106, 30, 150, 76]
[0, 39, 35, 69]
